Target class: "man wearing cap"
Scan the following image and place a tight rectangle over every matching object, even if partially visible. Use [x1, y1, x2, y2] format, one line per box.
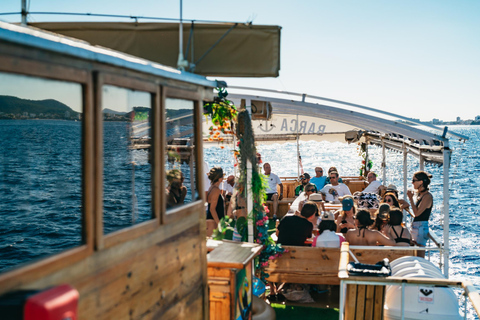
[310, 167, 327, 190]
[295, 173, 316, 196]
[320, 171, 351, 202]
[362, 171, 382, 194]
[263, 163, 283, 217]
[313, 211, 346, 248]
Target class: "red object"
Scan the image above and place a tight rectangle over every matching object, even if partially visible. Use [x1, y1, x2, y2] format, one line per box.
[24, 284, 79, 320]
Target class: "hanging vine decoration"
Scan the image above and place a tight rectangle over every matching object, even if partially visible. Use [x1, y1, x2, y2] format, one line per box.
[235, 109, 286, 282]
[358, 142, 373, 177]
[203, 87, 237, 148]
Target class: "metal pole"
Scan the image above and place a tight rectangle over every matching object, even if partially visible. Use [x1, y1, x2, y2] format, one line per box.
[21, 0, 27, 25]
[443, 142, 450, 276]
[401, 282, 406, 320]
[247, 159, 253, 243]
[296, 114, 300, 177]
[177, 0, 186, 70]
[403, 144, 408, 224]
[382, 138, 386, 185]
[339, 282, 345, 320]
[419, 153, 425, 171]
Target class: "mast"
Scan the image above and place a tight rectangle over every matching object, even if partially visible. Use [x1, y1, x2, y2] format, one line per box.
[21, 0, 27, 25]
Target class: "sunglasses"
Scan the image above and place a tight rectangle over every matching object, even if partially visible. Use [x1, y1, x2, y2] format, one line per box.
[329, 176, 337, 179]
[306, 189, 315, 193]
[386, 199, 393, 203]
[412, 179, 420, 183]
[316, 170, 323, 172]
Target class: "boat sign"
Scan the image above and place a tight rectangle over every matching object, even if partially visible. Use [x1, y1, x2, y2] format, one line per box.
[418, 287, 434, 304]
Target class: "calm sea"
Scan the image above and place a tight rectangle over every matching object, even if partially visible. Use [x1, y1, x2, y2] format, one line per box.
[1, 121, 479, 317]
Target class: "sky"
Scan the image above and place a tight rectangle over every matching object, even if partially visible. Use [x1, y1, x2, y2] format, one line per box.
[1, 0, 479, 121]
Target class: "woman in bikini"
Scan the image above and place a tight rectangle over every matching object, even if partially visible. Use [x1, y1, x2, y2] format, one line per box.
[335, 196, 356, 235]
[345, 210, 396, 246]
[388, 208, 412, 246]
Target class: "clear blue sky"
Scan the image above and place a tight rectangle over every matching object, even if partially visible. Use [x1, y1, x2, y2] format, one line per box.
[2, 0, 479, 121]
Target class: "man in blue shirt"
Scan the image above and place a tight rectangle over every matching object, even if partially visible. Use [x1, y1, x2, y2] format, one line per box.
[310, 167, 327, 190]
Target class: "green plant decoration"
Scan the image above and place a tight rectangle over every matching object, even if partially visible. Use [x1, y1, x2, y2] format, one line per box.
[204, 87, 237, 145]
[234, 109, 285, 282]
[358, 142, 373, 177]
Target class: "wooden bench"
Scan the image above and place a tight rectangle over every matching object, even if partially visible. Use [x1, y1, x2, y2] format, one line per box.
[265, 245, 417, 286]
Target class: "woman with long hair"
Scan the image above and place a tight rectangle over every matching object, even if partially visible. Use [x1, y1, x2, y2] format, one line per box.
[335, 196, 356, 234]
[407, 171, 433, 256]
[345, 210, 395, 246]
[206, 167, 225, 224]
[382, 192, 400, 208]
[388, 208, 412, 246]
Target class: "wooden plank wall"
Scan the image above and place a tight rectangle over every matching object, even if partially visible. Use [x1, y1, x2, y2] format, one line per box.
[13, 211, 206, 320]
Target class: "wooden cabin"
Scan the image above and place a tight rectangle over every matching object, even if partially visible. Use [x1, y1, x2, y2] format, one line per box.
[0, 22, 215, 319]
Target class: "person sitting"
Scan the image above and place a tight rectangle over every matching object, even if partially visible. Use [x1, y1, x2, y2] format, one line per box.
[263, 163, 284, 217]
[320, 171, 351, 202]
[310, 167, 327, 190]
[362, 171, 382, 194]
[295, 173, 316, 196]
[166, 169, 187, 208]
[388, 208, 412, 246]
[325, 166, 343, 184]
[373, 203, 391, 235]
[335, 196, 356, 234]
[345, 210, 396, 246]
[382, 192, 400, 207]
[276, 201, 317, 246]
[313, 211, 346, 248]
[297, 184, 323, 214]
[385, 184, 411, 211]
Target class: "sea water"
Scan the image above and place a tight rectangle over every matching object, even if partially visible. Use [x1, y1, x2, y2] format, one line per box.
[0, 121, 479, 317]
[205, 125, 480, 319]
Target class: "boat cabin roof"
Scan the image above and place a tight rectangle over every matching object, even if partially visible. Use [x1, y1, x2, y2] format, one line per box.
[206, 88, 469, 165]
[0, 21, 217, 89]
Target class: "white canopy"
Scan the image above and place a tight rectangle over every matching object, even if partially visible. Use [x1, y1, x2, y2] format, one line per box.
[203, 87, 468, 166]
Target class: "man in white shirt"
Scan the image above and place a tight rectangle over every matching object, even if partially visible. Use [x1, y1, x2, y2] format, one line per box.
[221, 175, 235, 202]
[320, 171, 351, 202]
[362, 171, 382, 194]
[263, 163, 283, 217]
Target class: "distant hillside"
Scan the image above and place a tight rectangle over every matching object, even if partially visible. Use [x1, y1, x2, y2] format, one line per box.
[0, 95, 78, 115]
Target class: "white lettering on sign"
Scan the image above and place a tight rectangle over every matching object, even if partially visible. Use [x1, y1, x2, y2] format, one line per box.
[280, 118, 326, 134]
[418, 287, 434, 304]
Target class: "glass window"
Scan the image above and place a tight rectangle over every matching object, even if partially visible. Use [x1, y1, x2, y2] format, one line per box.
[0, 72, 83, 273]
[165, 98, 198, 211]
[102, 85, 153, 234]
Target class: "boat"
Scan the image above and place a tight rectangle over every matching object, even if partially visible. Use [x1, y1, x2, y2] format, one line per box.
[0, 10, 479, 320]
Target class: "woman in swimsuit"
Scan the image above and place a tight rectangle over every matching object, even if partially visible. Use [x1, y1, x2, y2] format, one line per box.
[407, 171, 433, 257]
[345, 210, 396, 246]
[388, 208, 412, 246]
[335, 196, 356, 235]
[206, 167, 225, 224]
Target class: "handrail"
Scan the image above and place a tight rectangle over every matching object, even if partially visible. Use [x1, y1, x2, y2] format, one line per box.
[463, 281, 480, 317]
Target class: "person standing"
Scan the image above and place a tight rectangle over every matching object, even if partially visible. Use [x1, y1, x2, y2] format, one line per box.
[263, 163, 283, 217]
[310, 166, 327, 190]
[407, 171, 433, 257]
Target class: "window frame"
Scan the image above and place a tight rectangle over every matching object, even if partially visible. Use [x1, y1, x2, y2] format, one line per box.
[95, 72, 160, 250]
[0, 53, 93, 281]
[162, 87, 205, 225]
